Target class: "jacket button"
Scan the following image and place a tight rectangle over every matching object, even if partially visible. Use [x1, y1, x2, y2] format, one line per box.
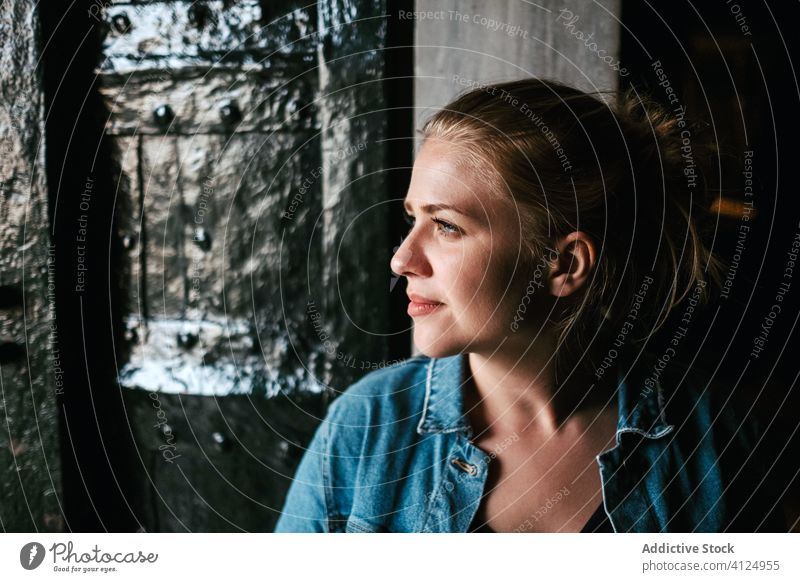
[451, 457, 478, 476]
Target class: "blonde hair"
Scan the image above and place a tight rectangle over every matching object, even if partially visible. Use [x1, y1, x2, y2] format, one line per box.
[421, 78, 727, 377]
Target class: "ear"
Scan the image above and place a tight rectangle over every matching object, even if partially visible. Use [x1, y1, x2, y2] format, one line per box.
[546, 231, 597, 298]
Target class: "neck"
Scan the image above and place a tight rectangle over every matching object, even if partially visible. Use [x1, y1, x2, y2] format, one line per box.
[464, 334, 608, 437]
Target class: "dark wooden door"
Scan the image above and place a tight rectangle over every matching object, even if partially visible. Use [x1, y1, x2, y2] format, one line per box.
[96, 0, 400, 531]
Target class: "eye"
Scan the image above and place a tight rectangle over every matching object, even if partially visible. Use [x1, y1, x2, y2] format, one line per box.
[402, 212, 462, 238]
[431, 217, 461, 237]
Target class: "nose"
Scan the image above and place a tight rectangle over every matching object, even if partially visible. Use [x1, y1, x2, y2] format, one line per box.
[390, 233, 430, 278]
[390, 239, 413, 277]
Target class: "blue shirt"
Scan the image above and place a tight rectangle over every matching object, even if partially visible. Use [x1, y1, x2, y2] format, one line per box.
[274, 352, 783, 532]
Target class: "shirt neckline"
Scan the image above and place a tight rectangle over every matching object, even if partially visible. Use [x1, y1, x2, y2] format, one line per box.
[416, 352, 675, 442]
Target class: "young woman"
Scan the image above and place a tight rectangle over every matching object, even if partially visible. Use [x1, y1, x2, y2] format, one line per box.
[275, 78, 784, 533]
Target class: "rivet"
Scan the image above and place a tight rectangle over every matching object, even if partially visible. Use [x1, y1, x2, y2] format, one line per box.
[111, 13, 131, 35]
[188, 3, 211, 29]
[192, 226, 212, 252]
[176, 331, 199, 350]
[212, 431, 232, 452]
[218, 99, 242, 126]
[153, 104, 175, 127]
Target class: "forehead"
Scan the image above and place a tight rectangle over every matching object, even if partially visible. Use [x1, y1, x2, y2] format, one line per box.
[404, 140, 506, 214]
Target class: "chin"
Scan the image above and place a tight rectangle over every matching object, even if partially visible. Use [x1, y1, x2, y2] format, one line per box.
[412, 329, 465, 359]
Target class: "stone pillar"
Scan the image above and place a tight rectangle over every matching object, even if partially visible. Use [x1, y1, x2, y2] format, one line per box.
[414, 0, 622, 118]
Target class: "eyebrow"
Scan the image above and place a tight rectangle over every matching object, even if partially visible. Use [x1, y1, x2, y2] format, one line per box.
[403, 200, 476, 219]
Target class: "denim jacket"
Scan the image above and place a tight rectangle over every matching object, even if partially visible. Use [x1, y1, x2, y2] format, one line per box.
[274, 352, 783, 533]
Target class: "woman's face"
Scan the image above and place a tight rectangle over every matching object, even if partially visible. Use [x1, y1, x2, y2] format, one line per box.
[390, 139, 554, 357]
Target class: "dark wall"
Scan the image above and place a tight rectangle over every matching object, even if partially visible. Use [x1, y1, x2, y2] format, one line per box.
[620, 0, 800, 528]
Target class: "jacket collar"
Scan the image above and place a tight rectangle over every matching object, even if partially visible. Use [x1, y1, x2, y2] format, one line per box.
[416, 352, 674, 441]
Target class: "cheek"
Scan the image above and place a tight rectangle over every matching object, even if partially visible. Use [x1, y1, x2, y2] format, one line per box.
[453, 253, 526, 314]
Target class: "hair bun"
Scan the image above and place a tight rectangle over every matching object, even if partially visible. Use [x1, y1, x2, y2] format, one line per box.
[615, 89, 687, 172]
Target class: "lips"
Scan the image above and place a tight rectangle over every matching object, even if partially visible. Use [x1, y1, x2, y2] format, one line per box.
[407, 292, 442, 304]
[406, 292, 444, 317]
